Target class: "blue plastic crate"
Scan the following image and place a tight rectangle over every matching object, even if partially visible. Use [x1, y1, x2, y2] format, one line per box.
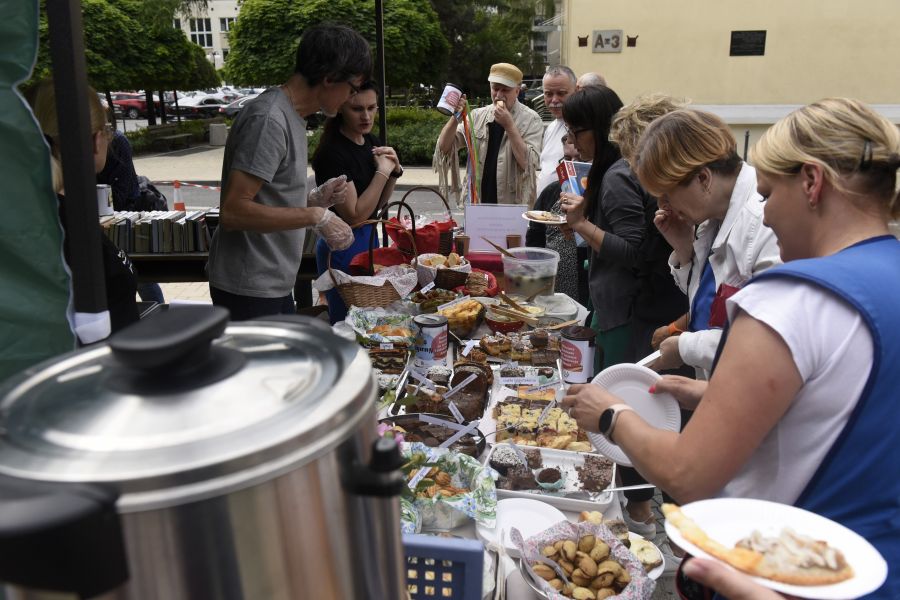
[403, 534, 484, 600]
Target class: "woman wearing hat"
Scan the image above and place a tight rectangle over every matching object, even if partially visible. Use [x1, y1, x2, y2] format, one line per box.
[434, 62, 543, 206]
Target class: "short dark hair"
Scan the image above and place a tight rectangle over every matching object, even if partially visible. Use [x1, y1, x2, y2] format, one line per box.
[294, 24, 372, 87]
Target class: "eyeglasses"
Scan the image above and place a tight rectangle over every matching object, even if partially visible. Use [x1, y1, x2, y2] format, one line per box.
[346, 80, 361, 96]
[566, 127, 588, 138]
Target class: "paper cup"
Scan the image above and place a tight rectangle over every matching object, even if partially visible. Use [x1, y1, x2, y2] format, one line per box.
[96, 184, 113, 216]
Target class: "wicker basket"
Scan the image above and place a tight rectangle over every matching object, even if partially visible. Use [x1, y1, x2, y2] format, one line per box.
[387, 187, 457, 256]
[328, 219, 418, 309]
[434, 268, 470, 290]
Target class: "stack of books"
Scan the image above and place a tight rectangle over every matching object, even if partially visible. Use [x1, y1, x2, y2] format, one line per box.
[100, 209, 213, 253]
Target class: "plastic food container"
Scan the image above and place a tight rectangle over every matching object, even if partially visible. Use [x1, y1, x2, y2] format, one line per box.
[534, 293, 579, 321]
[501, 247, 559, 299]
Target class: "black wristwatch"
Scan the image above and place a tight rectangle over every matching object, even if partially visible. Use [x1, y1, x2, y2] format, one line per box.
[389, 168, 403, 179]
[598, 404, 635, 443]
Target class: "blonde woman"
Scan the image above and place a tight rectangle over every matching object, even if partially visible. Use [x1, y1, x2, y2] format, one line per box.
[30, 78, 139, 340]
[563, 98, 900, 597]
[632, 109, 780, 377]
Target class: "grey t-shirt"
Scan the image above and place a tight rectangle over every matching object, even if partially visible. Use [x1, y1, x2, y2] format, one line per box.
[207, 87, 308, 297]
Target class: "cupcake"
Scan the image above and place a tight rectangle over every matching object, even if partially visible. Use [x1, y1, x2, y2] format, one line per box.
[489, 445, 523, 475]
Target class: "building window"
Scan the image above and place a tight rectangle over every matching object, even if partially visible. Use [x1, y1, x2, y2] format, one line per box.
[190, 18, 213, 48]
[220, 17, 236, 32]
[222, 48, 230, 60]
[173, 18, 181, 30]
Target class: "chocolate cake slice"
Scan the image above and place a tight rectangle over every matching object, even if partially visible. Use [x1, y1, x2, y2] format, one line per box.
[498, 464, 539, 490]
[576, 454, 614, 492]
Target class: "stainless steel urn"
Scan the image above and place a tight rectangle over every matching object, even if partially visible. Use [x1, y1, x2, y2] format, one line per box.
[0, 307, 407, 600]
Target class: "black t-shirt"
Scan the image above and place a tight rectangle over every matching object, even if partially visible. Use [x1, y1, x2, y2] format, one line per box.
[58, 197, 139, 334]
[480, 121, 505, 204]
[312, 131, 381, 219]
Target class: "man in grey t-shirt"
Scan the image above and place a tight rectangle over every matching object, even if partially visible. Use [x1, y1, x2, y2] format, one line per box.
[207, 24, 371, 320]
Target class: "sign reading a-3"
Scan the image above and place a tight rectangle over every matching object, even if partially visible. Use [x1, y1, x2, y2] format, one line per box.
[592, 30, 623, 53]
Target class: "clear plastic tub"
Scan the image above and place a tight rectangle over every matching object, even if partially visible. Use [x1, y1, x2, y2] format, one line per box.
[501, 247, 559, 299]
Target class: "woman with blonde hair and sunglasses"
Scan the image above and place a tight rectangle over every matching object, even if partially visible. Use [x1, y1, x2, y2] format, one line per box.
[633, 109, 781, 377]
[30, 78, 139, 341]
[562, 98, 900, 597]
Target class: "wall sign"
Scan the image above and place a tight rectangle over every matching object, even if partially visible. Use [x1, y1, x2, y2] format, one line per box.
[730, 30, 766, 56]
[592, 30, 623, 53]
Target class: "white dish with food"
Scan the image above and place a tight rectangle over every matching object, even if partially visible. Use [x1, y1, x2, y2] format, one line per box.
[522, 210, 567, 225]
[664, 498, 887, 599]
[587, 364, 681, 466]
[475, 498, 567, 558]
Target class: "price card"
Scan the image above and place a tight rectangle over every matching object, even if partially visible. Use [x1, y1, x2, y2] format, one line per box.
[444, 373, 477, 399]
[447, 401, 465, 423]
[420, 281, 436, 293]
[438, 420, 481, 449]
[537, 400, 557, 426]
[379, 342, 394, 350]
[461, 339, 479, 357]
[419, 414, 468, 430]
[437, 295, 471, 312]
[408, 369, 436, 391]
[498, 376, 539, 386]
[407, 465, 432, 490]
[525, 379, 561, 392]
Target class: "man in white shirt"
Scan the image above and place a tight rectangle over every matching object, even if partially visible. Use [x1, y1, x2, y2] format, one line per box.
[576, 71, 608, 91]
[536, 65, 577, 195]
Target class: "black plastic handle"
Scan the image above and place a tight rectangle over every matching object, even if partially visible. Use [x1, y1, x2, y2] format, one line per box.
[0, 477, 128, 597]
[109, 305, 229, 371]
[342, 437, 406, 497]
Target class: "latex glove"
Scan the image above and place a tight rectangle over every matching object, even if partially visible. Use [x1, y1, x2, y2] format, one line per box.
[307, 175, 348, 208]
[314, 208, 354, 251]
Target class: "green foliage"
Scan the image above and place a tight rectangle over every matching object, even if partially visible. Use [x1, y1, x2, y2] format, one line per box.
[125, 119, 211, 154]
[226, 0, 448, 89]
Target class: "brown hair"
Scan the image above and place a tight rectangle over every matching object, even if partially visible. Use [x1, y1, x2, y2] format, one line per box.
[610, 93, 687, 163]
[751, 98, 900, 218]
[633, 109, 741, 197]
[30, 78, 108, 193]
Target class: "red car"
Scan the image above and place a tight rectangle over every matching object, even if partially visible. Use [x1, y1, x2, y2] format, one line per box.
[112, 92, 163, 119]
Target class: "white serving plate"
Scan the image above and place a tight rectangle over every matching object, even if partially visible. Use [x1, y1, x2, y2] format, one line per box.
[484, 445, 616, 514]
[664, 498, 888, 599]
[476, 498, 567, 558]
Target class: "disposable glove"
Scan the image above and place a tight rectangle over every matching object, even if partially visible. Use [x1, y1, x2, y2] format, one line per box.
[307, 174, 348, 208]
[314, 208, 354, 251]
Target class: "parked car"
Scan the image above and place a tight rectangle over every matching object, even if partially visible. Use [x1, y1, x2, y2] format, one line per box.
[111, 92, 164, 119]
[174, 95, 230, 119]
[219, 94, 259, 119]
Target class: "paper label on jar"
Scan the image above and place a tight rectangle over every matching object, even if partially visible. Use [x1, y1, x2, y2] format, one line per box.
[561, 339, 592, 383]
[437, 295, 470, 312]
[447, 401, 465, 423]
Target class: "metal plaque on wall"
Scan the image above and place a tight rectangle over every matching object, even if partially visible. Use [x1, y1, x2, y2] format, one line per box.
[730, 30, 766, 56]
[592, 30, 624, 53]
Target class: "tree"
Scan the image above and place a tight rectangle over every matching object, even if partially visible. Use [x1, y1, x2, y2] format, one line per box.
[226, 0, 448, 89]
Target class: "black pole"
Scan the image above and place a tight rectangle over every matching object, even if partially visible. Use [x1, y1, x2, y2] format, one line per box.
[375, 0, 387, 145]
[46, 0, 106, 315]
[144, 89, 157, 126]
[158, 89, 167, 124]
[174, 91, 182, 124]
[106, 90, 116, 130]
[744, 130, 750, 161]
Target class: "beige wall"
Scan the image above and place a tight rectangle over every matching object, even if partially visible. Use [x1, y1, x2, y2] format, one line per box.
[562, 0, 900, 106]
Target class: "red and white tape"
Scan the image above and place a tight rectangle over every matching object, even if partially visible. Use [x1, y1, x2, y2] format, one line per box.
[155, 180, 222, 192]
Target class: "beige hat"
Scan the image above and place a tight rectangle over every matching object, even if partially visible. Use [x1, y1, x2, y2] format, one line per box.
[488, 63, 523, 89]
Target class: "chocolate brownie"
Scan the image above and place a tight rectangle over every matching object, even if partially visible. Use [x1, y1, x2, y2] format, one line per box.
[576, 454, 614, 492]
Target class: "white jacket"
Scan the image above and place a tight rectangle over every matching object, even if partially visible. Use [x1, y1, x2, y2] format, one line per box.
[670, 163, 782, 376]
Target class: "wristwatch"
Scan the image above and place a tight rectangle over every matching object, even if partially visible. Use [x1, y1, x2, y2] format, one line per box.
[598, 404, 635, 443]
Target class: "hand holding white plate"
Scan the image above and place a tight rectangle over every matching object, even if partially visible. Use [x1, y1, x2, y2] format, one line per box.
[587, 364, 681, 466]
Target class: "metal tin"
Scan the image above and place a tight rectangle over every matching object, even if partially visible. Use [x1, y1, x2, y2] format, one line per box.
[436, 82, 463, 116]
[560, 325, 596, 384]
[413, 314, 448, 365]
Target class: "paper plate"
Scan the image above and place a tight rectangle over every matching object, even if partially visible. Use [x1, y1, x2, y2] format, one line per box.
[475, 498, 567, 558]
[522, 211, 566, 225]
[629, 532, 665, 580]
[586, 364, 681, 466]
[664, 498, 888, 599]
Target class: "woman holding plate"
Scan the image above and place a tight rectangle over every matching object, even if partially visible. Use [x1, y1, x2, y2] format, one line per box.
[562, 98, 900, 597]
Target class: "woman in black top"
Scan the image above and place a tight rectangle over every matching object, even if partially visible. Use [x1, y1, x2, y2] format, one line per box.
[312, 81, 402, 323]
[30, 78, 139, 342]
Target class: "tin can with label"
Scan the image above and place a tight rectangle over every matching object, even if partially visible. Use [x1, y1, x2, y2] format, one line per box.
[96, 184, 113, 216]
[560, 326, 596, 384]
[436, 83, 463, 116]
[413, 314, 449, 365]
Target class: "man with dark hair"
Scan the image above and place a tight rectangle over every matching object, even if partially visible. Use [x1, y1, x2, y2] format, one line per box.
[208, 24, 371, 320]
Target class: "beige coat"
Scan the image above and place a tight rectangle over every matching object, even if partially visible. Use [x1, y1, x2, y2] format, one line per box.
[433, 101, 543, 206]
